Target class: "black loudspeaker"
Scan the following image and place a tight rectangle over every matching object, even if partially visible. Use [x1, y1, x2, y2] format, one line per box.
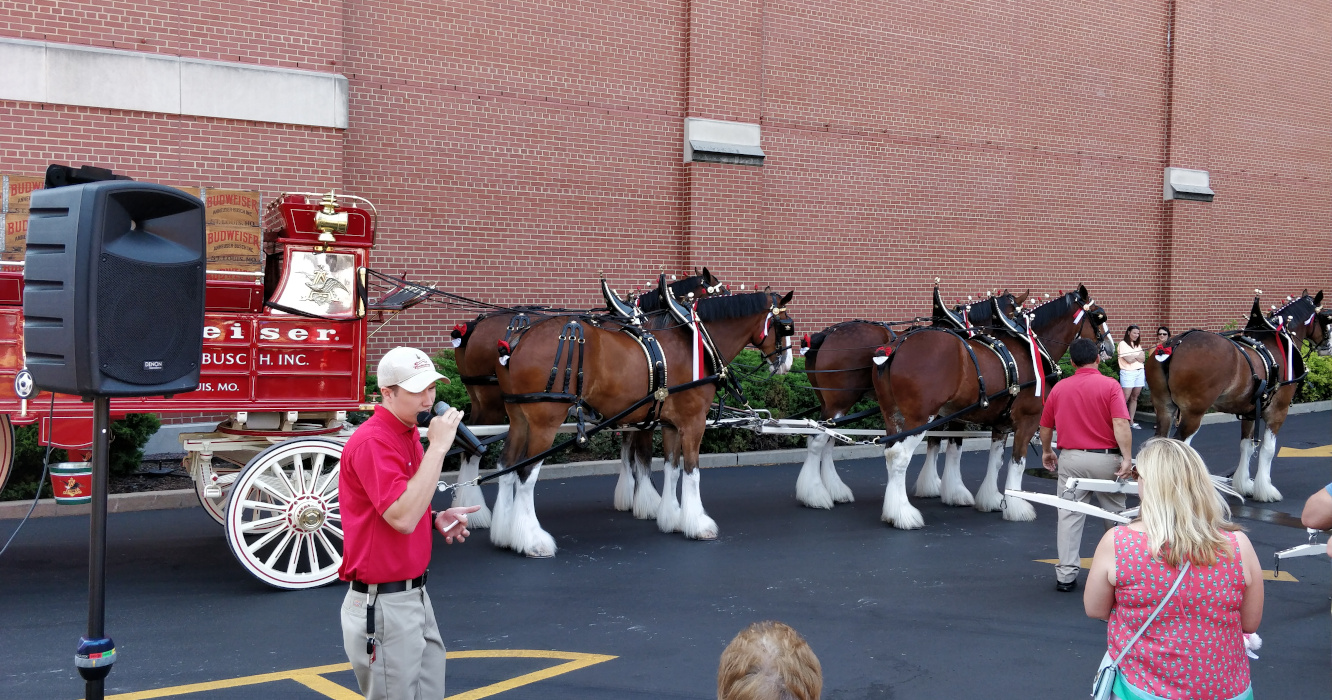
[23, 181, 206, 397]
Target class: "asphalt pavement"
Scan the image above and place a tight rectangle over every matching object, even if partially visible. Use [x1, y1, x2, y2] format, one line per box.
[1, 412, 1328, 699]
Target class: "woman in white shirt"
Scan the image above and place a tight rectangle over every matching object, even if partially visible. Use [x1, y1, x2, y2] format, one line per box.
[1117, 325, 1146, 428]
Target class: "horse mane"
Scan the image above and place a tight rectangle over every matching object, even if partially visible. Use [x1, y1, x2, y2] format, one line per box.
[1030, 292, 1079, 328]
[637, 275, 707, 312]
[1270, 294, 1315, 325]
[958, 293, 1016, 324]
[695, 291, 771, 322]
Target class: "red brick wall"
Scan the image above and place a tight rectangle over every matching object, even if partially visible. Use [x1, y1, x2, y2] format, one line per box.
[2, 0, 1329, 377]
[0, 0, 344, 70]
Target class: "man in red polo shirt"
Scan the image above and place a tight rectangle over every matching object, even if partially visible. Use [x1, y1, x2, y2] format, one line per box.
[1040, 338, 1133, 593]
[339, 346, 480, 700]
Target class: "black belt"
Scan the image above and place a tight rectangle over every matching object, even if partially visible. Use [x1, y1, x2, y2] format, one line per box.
[1070, 448, 1121, 455]
[351, 570, 427, 594]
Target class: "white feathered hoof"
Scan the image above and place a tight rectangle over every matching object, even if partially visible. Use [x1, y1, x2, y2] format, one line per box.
[1250, 480, 1282, 503]
[796, 466, 834, 509]
[453, 485, 492, 529]
[914, 468, 941, 499]
[881, 501, 924, 530]
[1235, 477, 1256, 497]
[1001, 496, 1037, 522]
[657, 500, 682, 533]
[973, 483, 1004, 513]
[613, 467, 635, 512]
[825, 474, 855, 503]
[632, 478, 661, 520]
[939, 483, 975, 508]
[516, 527, 557, 558]
[681, 510, 719, 540]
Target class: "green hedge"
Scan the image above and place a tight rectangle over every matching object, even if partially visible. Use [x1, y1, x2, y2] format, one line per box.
[0, 413, 161, 501]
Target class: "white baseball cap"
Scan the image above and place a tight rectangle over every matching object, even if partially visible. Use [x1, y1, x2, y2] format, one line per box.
[377, 347, 449, 393]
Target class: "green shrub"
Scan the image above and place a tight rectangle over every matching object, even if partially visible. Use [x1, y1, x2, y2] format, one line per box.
[1, 413, 160, 501]
[1298, 353, 1332, 403]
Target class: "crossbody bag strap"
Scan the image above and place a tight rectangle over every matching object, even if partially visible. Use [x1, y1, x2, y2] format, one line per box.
[1112, 561, 1192, 666]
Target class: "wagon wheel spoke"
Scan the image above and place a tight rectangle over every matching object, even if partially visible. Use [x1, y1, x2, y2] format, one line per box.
[314, 529, 341, 559]
[238, 513, 287, 533]
[270, 462, 299, 500]
[287, 535, 304, 576]
[245, 524, 289, 556]
[319, 472, 339, 499]
[290, 453, 307, 494]
[251, 476, 293, 505]
[312, 455, 335, 494]
[304, 534, 319, 573]
[263, 530, 296, 570]
[323, 522, 344, 539]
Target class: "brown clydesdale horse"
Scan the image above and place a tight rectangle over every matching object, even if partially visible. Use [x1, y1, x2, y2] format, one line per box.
[1145, 291, 1331, 502]
[449, 270, 724, 527]
[492, 288, 794, 557]
[871, 285, 1111, 529]
[795, 289, 1026, 509]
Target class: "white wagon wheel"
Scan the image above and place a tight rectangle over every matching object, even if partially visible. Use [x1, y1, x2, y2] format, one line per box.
[0, 415, 14, 495]
[224, 438, 344, 590]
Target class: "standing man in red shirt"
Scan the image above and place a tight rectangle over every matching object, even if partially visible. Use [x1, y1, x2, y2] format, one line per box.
[339, 346, 480, 699]
[1039, 338, 1133, 593]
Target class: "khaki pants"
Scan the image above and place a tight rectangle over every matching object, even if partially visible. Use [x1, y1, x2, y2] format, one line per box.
[341, 585, 447, 700]
[1055, 450, 1127, 584]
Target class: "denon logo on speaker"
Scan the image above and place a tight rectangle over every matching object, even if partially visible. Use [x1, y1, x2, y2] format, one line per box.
[143, 361, 164, 371]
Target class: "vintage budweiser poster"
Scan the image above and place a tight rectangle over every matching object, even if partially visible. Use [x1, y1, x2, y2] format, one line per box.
[206, 224, 263, 272]
[205, 189, 261, 227]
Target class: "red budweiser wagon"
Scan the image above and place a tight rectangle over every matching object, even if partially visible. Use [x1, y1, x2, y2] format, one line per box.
[0, 191, 422, 589]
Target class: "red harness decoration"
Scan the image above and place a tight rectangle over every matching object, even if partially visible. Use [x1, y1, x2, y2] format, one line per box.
[1153, 344, 1172, 363]
[872, 345, 891, 366]
[497, 339, 512, 366]
[690, 301, 705, 381]
[800, 333, 811, 356]
[1025, 316, 1045, 397]
[449, 323, 469, 348]
[1273, 319, 1293, 380]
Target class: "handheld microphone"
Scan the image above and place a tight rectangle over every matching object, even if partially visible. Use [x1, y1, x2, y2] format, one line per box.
[417, 401, 484, 456]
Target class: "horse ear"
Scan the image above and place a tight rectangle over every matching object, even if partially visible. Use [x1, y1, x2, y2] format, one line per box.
[781, 290, 794, 305]
[1013, 289, 1030, 305]
[763, 285, 772, 294]
[701, 266, 712, 283]
[1077, 284, 1089, 299]
[1315, 290, 1324, 307]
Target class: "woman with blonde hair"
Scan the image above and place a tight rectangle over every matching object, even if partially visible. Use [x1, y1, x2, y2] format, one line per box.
[1085, 438, 1263, 700]
[718, 621, 822, 700]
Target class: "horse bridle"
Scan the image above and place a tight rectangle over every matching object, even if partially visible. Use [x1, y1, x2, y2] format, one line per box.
[754, 295, 795, 367]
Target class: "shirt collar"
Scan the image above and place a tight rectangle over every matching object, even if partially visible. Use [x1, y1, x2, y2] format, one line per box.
[373, 405, 418, 435]
[1074, 366, 1101, 376]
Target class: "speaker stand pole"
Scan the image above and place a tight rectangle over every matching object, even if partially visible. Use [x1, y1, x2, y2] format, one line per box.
[76, 396, 115, 699]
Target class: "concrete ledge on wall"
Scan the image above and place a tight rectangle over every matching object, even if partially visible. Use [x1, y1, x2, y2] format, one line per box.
[0, 37, 348, 129]
[685, 118, 764, 166]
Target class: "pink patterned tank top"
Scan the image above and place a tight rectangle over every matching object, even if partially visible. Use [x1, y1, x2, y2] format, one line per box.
[1108, 527, 1250, 699]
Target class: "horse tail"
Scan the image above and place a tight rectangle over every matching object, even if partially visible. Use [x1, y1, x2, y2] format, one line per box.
[804, 330, 830, 366]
